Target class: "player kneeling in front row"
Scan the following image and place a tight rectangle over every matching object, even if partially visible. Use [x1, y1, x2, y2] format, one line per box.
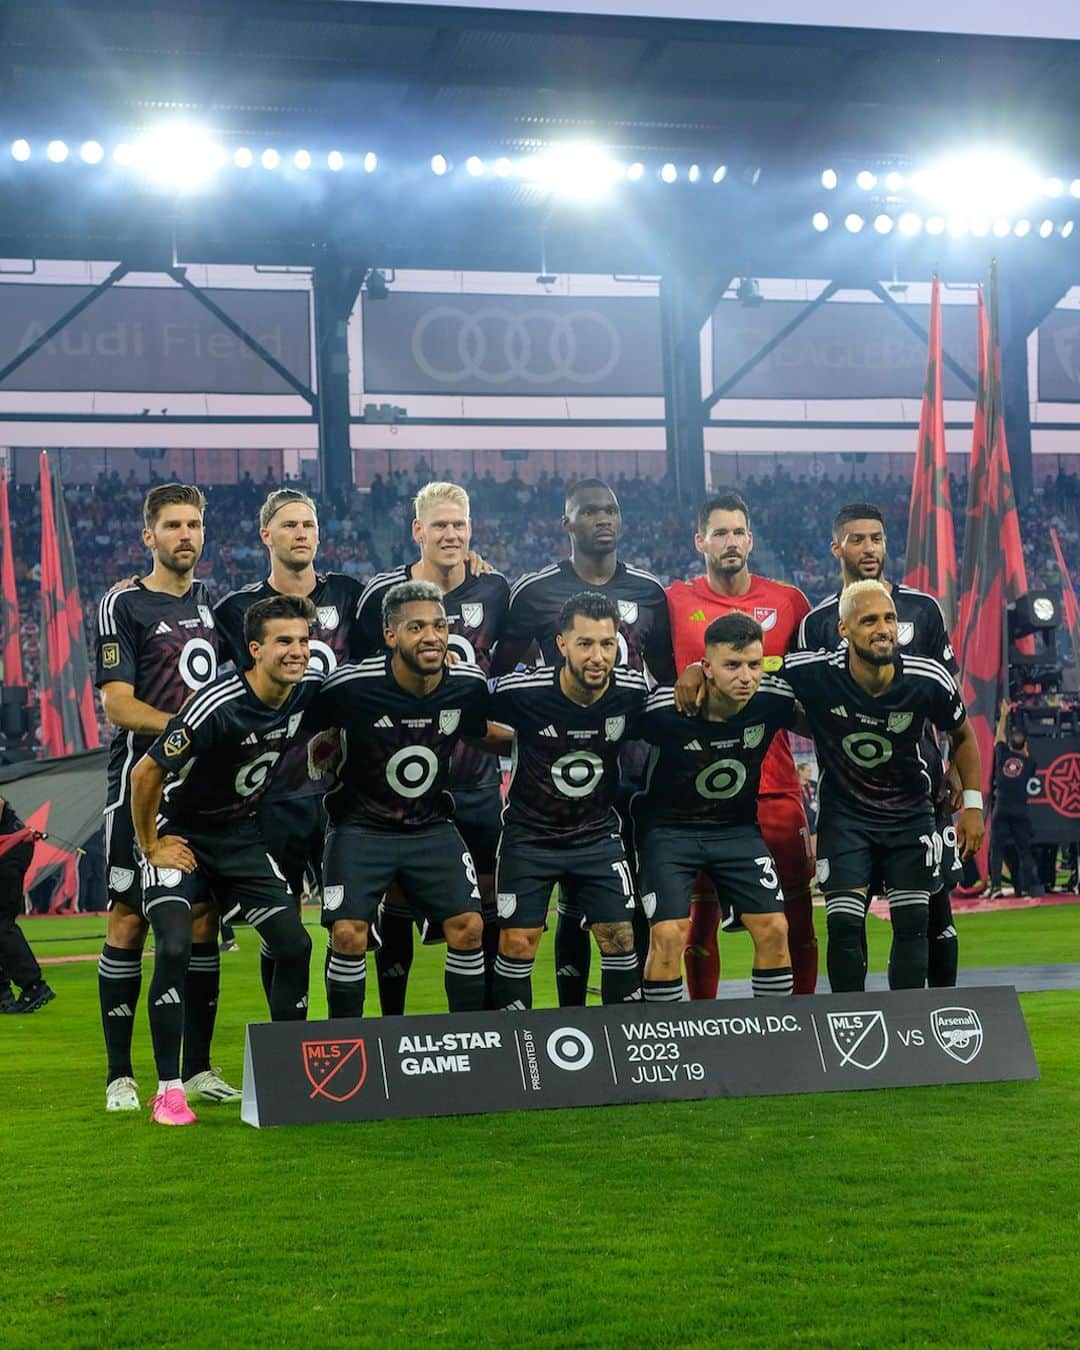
[488, 592, 648, 1009]
[633, 614, 794, 1001]
[781, 581, 984, 992]
[130, 595, 322, 1125]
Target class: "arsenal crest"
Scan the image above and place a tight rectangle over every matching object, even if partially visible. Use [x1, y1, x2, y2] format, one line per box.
[930, 1008, 984, 1064]
[440, 708, 461, 735]
[742, 723, 765, 749]
[617, 600, 638, 626]
[198, 604, 215, 630]
[753, 606, 778, 632]
[317, 605, 340, 630]
[896, 621, 914, 645]
[826, 1010, 889, 1071]
[887, 712, 913, 733]
[605, 716, 625, 742]
[302, 1038, 368, 1103]
[460, 603, 484, 629]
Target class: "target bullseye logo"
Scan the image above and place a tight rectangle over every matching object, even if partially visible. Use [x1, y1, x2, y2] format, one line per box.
[178, 637, 217, 691]
[694, 757, 747, 800]
[386, 745, 439, 799]
[841, 731, 893, 769]
[545, 1027, 595, 1072]
[550, 749, 604, 798]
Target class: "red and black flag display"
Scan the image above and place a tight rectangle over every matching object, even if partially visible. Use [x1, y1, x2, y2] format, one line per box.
[953, 268, 1030, 830]
[0, 468, 23, 687]
[904, 275, 958, 631]
[1049, 527, 1080, 657]
[39, 452, 100, 757]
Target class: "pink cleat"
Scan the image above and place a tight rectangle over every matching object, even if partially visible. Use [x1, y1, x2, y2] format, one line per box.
[149, 1087, 197, 1126]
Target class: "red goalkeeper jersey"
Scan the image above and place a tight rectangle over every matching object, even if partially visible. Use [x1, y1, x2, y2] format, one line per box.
[666, 572, 811, 798]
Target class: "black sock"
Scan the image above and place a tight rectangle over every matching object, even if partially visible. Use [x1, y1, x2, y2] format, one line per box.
[643, 977, 685, 1002]
[825, 893, 868, 992]
[257, 909, 311, 1021]
[180, 941, 220, 1080]
[482, 918, 500, 1010]
[631, 907, 651, 977]
[554, 903, 590, 1007]
[260, 939, 275, 1009]
[98, 943, 143, 1084]
[375, 908, 414, 1016]
[600, 952, 641, 1004]
[147, 905, 192, 1082]
[927, 888, 959, 987]
[491, 953, 534, 1009]
[751, 966, 794, 997]
[887, 891, 929, 990]
[326, 951, 367, 1018]
[444, 946, 486, 1012]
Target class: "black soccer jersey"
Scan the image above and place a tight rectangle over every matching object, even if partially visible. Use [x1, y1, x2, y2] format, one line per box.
[95, 581, 220, 813]
[500, 558, 675, 683]
[146, 669, 324, 828]
[354, 565, 510, 790]
[779, 649, 967, 822]
[797, 582, 958, 675]
[308, 655, 490, 831]
[489, 665, 648, 845]
[214, 572, 365, 798]
[632, 679, 798, 831]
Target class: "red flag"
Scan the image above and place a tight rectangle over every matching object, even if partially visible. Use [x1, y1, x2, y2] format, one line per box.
[1049, 527, 1080, 654]
[38, 453, 100, 756]
[953, 268, 1030, 851]
[903, 275, 958, 630]
[0, 469, 23, 686]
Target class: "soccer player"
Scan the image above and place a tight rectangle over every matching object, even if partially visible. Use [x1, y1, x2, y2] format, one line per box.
[94, 483, 234, 1113]
[493, 479, 675, 1005]
[796, 502, 963, 986]
[488, 592, 648, 1010]
[129, 594, 322, 1125]
[666, 492, 817, 996]
[989, 699, 1040, 898]
[354, 482, 509, 1013]
[310, 580, 501, 1018]
[632, 614, 795, 1001]
[781, 581, 984, 992]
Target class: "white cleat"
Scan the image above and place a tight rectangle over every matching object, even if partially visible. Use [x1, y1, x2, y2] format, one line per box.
[105, 1076, 141, 1112]
[183, 1069, 242, 1103]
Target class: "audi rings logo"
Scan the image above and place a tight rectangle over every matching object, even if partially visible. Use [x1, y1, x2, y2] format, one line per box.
[410, 306, 623, 387]
[545, 1027, 595, 1072]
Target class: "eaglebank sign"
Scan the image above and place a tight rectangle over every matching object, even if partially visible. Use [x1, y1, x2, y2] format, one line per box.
[241, 986, 1036, 1127]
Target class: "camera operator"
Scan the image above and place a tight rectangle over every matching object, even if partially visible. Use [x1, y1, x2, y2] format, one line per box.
[988, 700, 1041, 900]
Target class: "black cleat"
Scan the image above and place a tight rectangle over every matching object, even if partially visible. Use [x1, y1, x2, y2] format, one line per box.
[8, 981, 56, 1014]
[0, 985, 16, 1013]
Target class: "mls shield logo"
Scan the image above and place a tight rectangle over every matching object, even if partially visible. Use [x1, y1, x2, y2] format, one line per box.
[605, 716, 625, 742]
[108, 866, 135, 893]
[754, 606, 778, 632]
[618, 600, 638, 626]
[323, 885, 344, 912]
[460, 603, 484, 629]
[896, 621, 914, 646]
[816, 857, 830, 885]
[888, 712, 913, 734]
[743, 723, 765, 749]
[496, 892, 517, 918]
[930, 1007, 984, 1064]
[317, 605, 340, 631]
[303, 1039, 368, 1103]
[440, 708, 461, 735]
[198, 604, 215, 630]
[826, 1010, 889, 1070]
[640, 890, 657, 919]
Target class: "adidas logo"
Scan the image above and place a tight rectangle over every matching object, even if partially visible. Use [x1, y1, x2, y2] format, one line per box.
[830, 705, 848, 718]
[684, 739, 703, 751]
[153, 987, 180, 1006]
[539, 725, 558, 738]
[241, 732, 258, 746]
[374, 715, 394, 729]
[382, 963, 406, 979]
[690, 609, 707, 622]
[107, 1003, 133, 1018]
[155, 621, 171, 636]
[295, 995, 308, 1009]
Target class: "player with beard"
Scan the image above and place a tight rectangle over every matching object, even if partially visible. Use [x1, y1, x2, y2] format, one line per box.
[797, 503, 963, 987]
[94, 483, 235, 1113]
[310, 582, 504, 1017]
[214, 489, 366, 1006]
[489, 593, 648, 1010]
[493, 480, 675, 1005]
[129, 595, 322, 1125]
[666, 493, 816, 997]
[781, 581, 984, 991]
[354, 482, 509, 1014]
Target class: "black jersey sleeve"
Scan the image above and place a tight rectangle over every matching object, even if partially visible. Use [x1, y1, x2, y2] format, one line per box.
[643, 600, 677, 685]
[796, 600, 839, 652]
[921, 598, 959, 676]
[923, 662, 968, 731]
[353, 575, 395, 658]
[212, 593, 248, 669]
[94, 590, 139, 687]
[448, 664, 491, 736]
[146, 680, 225, 776]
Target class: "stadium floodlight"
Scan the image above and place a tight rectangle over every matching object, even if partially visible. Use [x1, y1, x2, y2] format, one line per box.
[843, 212, 864, 233]
[1042, 177, 1062, 198]
[465, 156, 485, 177]
[519, 144, 626, 202]
[856, 170, 877, 191]
[947, 216, 968, 237]
[660, 162, 678, 183]
[915, 151, 1039, 219]
[10, 139, 30, 162]
[494, 156, 512, 177]
[326, 150, 344, 172]
[811, 211, 830, 232]
[1062, 221, 1075, 238]
[234, 146, 254, 168]
[1014, 218, 1031, 237]
[293, 149, 312, 170]
[712, 165, 727, 183]
[1071, 179, 1080, 199]
[688, 164, 701, 183]
[971, 218, 990, 237]
[992, 218, 1011, 238]
[431, 154, 449, 175]
[627, 162, 645, 181]
[260, 148, 280, 170]
[363, 152, 377, 173]
[873, 213, 894, 234]
[898, 211, 922, 236]
[884, 170, 904, 192]
[1039, 218, 1054, 238]
[79, 140, 104, 165]
[130, 123, 226, 190]
[46, 140, 69, 163]
[821, 168, 838, 190]
[113, 142, 136, 166]
[925, 215, 945, 236]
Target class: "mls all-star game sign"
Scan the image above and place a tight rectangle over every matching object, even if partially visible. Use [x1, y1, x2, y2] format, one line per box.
[241, 987, 1037, 1128]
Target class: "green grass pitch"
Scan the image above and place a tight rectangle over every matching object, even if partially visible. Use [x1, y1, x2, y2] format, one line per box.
[1, 907, 1078, 1349]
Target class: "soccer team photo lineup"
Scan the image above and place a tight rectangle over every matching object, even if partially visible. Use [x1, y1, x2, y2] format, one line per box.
[4, 473, 1004, 1127]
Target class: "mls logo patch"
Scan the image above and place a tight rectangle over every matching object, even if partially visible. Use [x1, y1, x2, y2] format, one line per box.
[303, 1038, 367, 1102]
[640, 891, 657, 919]
[101, 641, 121, 670]
[439, 708, 461, 735]
[317, 605, 340, 631]
[323, 885, 344, 911]
[888, 712, 913, 734]
[815, 857, 830, 886]
[896, 621, 914, 646]
[197, 604, 215, 630]
[754, 606, 778, 632]
[496, 892, 517, 918]
[930, 1007, 984, 1064]
[826, 1010, 889, 1071]
[163, 728, 190, 758]
[108, 866, 135, 893]
[460, 603, 484, 629]
[617, 600, 638, 626]
[742, 723, 765, 749]
[605, 716, 626, 742]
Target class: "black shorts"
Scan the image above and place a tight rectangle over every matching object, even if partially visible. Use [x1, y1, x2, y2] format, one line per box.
[259, 792, 327, 895]
[104, 804, 141, 911]
[935, 802, 964, 888]
[138, 817, 294, 925]
[636, 825, 785, 925]
[450, 783, 502, 876]
[816, 808, 939, 894]
[321, 822, 481, 933]
[495, 832, 636, 930]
